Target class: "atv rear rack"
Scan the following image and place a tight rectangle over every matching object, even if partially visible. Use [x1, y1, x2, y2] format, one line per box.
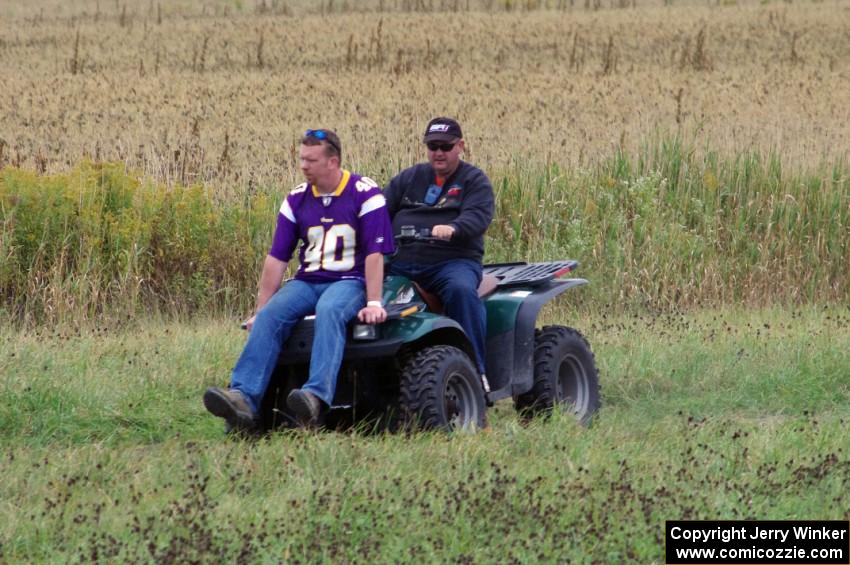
[483, 260, 578, 289]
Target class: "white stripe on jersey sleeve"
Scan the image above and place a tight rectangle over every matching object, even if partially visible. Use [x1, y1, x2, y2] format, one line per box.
[279, 199, 296, 223]
[358, 194, 387, 217]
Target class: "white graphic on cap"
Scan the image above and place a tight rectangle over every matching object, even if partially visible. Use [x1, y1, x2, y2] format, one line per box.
[429, 124, 450, 132]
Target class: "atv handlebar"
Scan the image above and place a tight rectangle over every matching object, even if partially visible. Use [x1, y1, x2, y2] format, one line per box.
[394, 225, 451, 246]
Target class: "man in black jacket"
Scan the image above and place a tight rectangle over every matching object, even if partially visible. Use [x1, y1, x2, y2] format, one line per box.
[384, 117, 495, 384]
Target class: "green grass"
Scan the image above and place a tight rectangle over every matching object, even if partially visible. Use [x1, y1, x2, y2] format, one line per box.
[2, 307, 849, 562]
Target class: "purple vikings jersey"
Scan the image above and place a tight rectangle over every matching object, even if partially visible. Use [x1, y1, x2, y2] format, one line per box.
[268, 170, 395, 283]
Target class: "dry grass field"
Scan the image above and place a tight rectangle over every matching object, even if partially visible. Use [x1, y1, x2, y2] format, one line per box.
[2, 0, 848, 189]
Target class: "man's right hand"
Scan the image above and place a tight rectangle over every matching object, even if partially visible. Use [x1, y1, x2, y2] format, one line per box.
[431, 224, 456, 240]
[357, 304, 387, 325]
[242, 314, 257, 331]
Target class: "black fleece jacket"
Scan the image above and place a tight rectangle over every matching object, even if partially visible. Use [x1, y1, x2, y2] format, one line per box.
[384, 161, 495, 264]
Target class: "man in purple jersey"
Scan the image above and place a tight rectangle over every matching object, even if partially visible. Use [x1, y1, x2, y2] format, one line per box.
[203, 129, 395, 430]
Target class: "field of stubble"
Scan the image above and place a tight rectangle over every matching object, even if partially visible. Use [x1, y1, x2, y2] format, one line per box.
[2, 0, 848, 187]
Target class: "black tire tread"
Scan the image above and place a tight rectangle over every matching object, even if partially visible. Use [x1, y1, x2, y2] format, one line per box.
[398, 345, 486, 431]
[515, 325, 600, 424]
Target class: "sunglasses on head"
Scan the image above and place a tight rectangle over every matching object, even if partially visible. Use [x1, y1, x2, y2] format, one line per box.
[426, 141, 456, 152]
[305, 129, 340, 153]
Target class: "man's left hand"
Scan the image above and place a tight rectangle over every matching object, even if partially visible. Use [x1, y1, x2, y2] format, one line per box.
[358, 305, 387, 324]
[432, 224, 455, 240]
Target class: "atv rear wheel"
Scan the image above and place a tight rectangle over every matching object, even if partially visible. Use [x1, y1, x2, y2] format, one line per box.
[514, 325, 600, 425]
[399, 345, 487, 431]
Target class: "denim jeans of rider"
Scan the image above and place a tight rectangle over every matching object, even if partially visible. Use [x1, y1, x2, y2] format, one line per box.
[388, 258, 486, 374]
[229, 278, 365, 412]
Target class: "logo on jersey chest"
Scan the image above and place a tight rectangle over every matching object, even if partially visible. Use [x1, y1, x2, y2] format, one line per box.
[322, 196, 333, 207]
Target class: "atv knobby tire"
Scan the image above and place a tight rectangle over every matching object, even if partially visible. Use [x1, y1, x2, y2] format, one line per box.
[514, 325, 600, 425]
[399, 345, 487, 431]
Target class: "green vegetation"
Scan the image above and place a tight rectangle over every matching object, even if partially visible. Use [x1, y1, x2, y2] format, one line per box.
[491, 141, 850, 307]
[0, 162, 271, 324]
[3, 141, 848, 325]
[1, 307, 848, 561]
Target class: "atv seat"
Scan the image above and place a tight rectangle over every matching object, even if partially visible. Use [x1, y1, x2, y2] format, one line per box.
[412, 274, 499, 315]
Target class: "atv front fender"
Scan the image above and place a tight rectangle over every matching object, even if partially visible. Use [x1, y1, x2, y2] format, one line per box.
[381, 312, 475, 360]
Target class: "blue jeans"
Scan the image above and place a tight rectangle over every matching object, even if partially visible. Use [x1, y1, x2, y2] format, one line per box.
[230, 278, 365, 411]
[388, 259, 486, 374]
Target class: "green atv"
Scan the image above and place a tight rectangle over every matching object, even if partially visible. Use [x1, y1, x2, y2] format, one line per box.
[256, 230, 600, 432]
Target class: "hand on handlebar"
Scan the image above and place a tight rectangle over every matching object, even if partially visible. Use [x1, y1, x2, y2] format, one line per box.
[396, 225, 454, 244]
[431, 225, 455, 241]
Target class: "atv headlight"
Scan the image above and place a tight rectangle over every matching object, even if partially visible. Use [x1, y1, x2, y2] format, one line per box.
[352, 324, 378, 341]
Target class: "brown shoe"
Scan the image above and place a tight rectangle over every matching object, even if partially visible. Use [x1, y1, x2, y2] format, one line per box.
[203, 387, 257, 432]
[286, 389, 322, 427]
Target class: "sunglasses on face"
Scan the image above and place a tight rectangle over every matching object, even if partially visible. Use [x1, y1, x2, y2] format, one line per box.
[426, 141, 456, 152]
[305, 129, 341, 154]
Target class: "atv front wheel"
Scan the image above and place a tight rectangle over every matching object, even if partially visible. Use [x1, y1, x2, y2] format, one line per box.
[514, 325, 600, 425]
[399, 345, 487, 431]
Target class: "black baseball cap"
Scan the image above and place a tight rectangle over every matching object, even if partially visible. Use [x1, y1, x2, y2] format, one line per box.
[423, 117, 463, 143]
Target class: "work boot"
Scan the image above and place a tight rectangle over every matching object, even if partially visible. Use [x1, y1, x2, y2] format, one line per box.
[203, 387, 257, 432]
[286, 389, 322, 427]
